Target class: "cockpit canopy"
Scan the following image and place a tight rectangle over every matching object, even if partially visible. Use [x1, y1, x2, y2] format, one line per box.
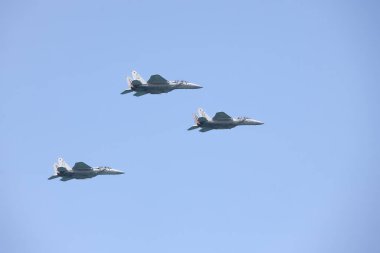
[98, 166, 111, 170]
[173, 80, 189, 85]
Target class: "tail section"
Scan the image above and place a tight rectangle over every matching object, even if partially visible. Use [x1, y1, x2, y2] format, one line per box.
[121, 70, 145, 95]
[132, 70, 146, 84]
[121, 76, 134, 94]
[53, 158, 71, 174]
[188, 114, 200, 131]
[188, 112, 208, 131]
[197, 108, 211, 121]
[193, 113, 208, 124]
[49, 158, 70, 180]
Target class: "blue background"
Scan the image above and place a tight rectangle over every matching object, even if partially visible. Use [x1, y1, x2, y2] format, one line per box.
[1, 0, 379, 252]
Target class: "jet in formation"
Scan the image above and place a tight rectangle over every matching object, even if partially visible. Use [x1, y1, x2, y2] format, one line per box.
[188, 108, 264, 132]
[121, 70, 202, 96]
[48, 158, 124, 181]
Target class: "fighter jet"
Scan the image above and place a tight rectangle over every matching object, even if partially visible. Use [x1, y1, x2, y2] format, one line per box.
[48, 158, 124, 181]
[188, 108, 264, 132]
[121, 70, 202, 96]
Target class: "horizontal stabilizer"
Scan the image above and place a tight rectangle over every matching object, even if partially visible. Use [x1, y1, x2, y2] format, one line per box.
[72, 162, 92, 171]
[199, 128, 212, 132]
[48, 175, 60, 180]
[147, 74, 168, 84]
[188, 125, 199, 131]
[213, 112, 232, 121]
[121, 89, 133, 95]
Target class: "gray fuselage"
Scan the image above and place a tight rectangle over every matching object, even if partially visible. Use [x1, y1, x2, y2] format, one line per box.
[57, 167, 123, 180]
[132, 81, 201, 94]
[199, 118, 263, 130]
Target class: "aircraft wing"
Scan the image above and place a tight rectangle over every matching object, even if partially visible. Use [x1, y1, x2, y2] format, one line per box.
[199, 128, 212, 132]
[72, 162, 92, 171]
[147, 74, 168, 84]
[212, 112, 232, 121]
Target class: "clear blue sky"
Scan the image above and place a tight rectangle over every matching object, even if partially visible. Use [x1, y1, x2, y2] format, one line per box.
[1, 0, 379, 252]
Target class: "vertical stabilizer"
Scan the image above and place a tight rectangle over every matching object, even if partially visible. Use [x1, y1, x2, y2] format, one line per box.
[132, 70, 146, 84]
[193, 113, 199, 125]
[55, 158, 71, 172]
[197, 108, 211, 121]
[121, 76, 134, 94]
[52, 162, 59, 175]
[127, 76, 133, 89]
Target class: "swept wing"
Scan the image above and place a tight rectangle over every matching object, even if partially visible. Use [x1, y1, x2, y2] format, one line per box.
[212, 112, 232, 121]
[147, 74, 168, 84]
[72, 162, 92, 171]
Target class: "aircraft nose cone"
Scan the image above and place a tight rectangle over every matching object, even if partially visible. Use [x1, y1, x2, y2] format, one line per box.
[190, 83, 202, 89]
[247, 119, 264, 125]
[112, 169, 124, 175]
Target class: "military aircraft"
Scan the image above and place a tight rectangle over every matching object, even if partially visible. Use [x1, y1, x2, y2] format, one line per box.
[121, 70, 202, 96]
[48, 158, 124, 181]
[188, 108, 264, 132]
